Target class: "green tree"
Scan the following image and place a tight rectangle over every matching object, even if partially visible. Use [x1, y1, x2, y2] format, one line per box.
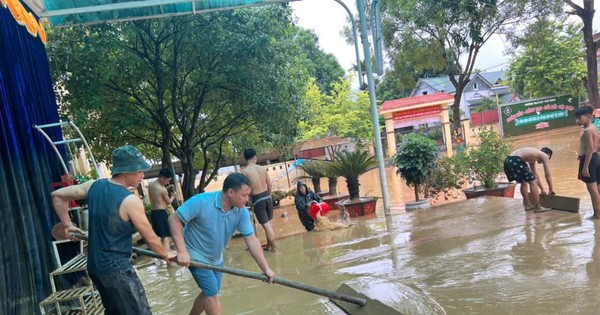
[380, 0, 562, 133]
[508, 20, 586, 98]
[47, 7, 311, 198]
[290, 28, 345, 94]
[391, 134, 439, 202]
[299, 77, 374, 145]
[564, 0, 598, 108]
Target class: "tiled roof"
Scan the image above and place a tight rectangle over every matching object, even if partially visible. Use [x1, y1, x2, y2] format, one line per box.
[299, 136, 347, 151]
[419, 76, 457, 94]
[479, 71, 507, 85]
[416, 70, 506, 94]
[380, 93, 454, 112]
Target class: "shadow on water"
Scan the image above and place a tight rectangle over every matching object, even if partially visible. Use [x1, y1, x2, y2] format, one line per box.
[140, 127, 600, 314]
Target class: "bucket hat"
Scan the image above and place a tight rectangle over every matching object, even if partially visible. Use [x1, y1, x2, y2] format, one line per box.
[111, 145, 151, 175]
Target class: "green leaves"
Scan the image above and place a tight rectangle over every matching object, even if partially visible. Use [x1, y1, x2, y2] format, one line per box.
[461, 130, 512, 188]
[298, 77, 374, 143]
[507, 19, 586, 98]
[390, 134, 438, 200]
[328, 150, 378, 199]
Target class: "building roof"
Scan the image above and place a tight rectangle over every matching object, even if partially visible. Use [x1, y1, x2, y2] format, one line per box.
[478, 71, 507, 86]
[415, 70, 507, 95]
[419, 76, 457, 94]
[380, 93, 454, 113]
[23, 0, 298, 27]
[299, 136, 348, 151]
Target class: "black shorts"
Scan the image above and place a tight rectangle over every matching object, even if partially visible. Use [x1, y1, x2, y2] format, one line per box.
[251, 192, 273, 224]
[578, 154, 600, 184]
[90, 269, 152, 315]
[504, 156, 535, 183]
[150, 209, 171, 238]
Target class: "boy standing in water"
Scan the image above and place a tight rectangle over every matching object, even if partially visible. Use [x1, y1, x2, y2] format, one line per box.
[242, 148, 277, 251]
[575, 106, 600, 219]
[503, 147, 554, 212]
[148, 168, 177, 253]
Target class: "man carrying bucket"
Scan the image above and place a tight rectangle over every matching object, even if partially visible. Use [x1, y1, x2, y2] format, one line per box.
[294, 180, 323, 231]
[169, 173, 276, 315]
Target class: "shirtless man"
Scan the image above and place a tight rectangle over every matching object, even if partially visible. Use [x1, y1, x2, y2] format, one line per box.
[148, 168, 177, 252]
[503, 147, 554, 212]
[576, 106, 600, 219]
[241, 148, 276, 251]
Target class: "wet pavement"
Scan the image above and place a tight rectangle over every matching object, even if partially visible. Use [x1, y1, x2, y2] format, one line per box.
[139, 126, 600, 314]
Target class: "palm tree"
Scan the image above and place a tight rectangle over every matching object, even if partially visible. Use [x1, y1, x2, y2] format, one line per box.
[297, 160, 326, 193]
[329, 150, 378, 200]
[321, 161, 339, 195]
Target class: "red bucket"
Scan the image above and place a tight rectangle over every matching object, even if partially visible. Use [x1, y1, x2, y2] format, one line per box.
[309, 202, 330, 219]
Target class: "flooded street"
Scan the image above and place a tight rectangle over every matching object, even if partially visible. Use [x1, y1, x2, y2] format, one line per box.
[140, 126, 600, 314]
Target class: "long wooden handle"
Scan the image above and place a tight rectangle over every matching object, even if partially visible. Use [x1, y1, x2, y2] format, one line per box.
[72, 233, 367, 306]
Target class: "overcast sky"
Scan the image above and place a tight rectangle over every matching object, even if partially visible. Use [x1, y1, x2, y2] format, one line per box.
[291, 0, 600, 77]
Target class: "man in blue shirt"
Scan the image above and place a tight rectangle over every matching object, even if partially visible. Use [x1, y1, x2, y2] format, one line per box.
[169, 173, 276, 315]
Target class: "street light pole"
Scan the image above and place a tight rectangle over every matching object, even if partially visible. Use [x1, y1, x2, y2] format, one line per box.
[355, 0, 391, 215]
[332, 0, 363, 87]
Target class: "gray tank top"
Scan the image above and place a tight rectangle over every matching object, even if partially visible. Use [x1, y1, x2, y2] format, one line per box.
[87, 179, 135, 275]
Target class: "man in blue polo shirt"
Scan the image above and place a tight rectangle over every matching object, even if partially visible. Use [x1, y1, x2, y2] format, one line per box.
[169, 173, 276, 315]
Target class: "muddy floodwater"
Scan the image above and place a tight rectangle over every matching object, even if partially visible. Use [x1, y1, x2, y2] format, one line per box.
[139, 127, 600, 314]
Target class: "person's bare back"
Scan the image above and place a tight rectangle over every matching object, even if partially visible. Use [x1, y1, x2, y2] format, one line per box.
[148, 180, 170, 210]
[242, 163, 271, 196]
[510, 147, 547, 164]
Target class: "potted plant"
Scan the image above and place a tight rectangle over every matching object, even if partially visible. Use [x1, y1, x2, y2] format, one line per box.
[271, 190, 288, 207]
[390, 134, 438, 211]
[421, 155, 467, 205]
[317, 161, 350, 209]
[328, 150, 378, 217]
[297, 160, 326, 193]
[458, 130, 515, 199]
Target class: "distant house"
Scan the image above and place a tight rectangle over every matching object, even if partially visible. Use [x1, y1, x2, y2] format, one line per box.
[296, 136, 355, 160]
[411, 70, 514, 118]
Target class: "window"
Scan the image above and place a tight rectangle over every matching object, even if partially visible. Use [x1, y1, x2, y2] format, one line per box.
[473, 83, 478, 90]
[422, 91, 428, 95]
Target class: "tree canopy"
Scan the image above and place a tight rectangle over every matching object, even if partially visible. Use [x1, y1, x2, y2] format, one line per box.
[508, 19, 586, 99]
[299, 77, 374, 145]
[380, 0, 562, 133]
[47, 6, 344, 198]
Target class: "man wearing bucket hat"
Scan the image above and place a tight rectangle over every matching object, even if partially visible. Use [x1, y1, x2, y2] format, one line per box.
[52, 145, 173, 315]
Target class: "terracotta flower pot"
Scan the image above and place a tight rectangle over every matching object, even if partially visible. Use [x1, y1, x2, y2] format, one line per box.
[335, 197, 377, 218]
[322, 193, 350, 210]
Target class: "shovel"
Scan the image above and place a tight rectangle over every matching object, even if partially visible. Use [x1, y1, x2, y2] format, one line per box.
[71, 233, 402, 314]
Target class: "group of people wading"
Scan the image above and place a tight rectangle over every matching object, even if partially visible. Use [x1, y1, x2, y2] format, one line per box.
[53, 146, 280, 315]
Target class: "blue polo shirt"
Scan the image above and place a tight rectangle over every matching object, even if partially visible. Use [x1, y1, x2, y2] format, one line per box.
[176, 191, 254, 265]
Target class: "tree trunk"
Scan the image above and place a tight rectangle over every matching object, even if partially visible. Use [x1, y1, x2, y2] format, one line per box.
[581, 2, 599, 108]
[181, 151, 197, 200]
[311, 177, 321, 193]
[565, 0, 598, 108]
[414, 184, 420, 202]
[328, 177, 338, 195]
[451, 84, 467, 143]
[346, 176, 360, 200]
